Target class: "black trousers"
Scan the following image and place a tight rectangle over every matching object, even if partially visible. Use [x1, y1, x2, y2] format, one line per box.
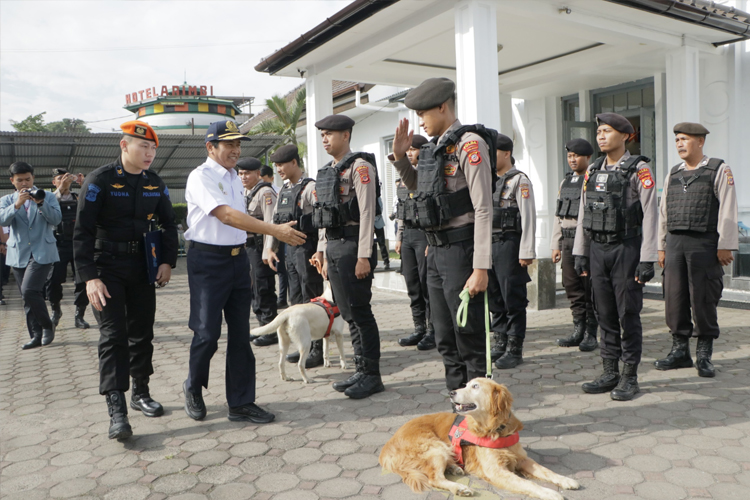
[664, 232, 723, 339]
[187, 247, 256, 408]
[326, 235, 380, 360]
[590, 237, 643, 365]
[428, 239, 487, 390]
[13, 257, 54, 337]
[277, 242, 289, 303]
[95, 253, 156, 394]
[487, 232, 530, 339]
[247, 242, 277, 326]
[46, 242, 88, 308]
[373, 226, 389, 263]
[400, 228, 430, 323]
[561, 236, 594, 322]
[286, 239, 323, 305]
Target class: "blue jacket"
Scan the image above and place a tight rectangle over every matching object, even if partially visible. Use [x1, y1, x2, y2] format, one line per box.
[0, 189, 62, 268]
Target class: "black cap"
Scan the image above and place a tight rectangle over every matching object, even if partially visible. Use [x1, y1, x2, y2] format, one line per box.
[236, 157, 262, 171]
[565, 138, 594, 156]
[673, 122, 710, 136]
[404, 78, 455, 111]
[315, 114, 355, 131]
[496, 134, 513, 152]
[205, 120, 251, 143]
[270, 144, 300, 164]
[595, 113, 634, 135]
[52, 168, 69, 177]
[411, 135, 428, 149]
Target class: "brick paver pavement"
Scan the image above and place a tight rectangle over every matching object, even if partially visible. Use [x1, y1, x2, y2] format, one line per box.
[1, 264, 750, 499]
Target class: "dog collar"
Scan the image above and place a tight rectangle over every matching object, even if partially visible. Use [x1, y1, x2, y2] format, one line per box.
[310, 297, 340, 338]
[449, 415, 520, 468]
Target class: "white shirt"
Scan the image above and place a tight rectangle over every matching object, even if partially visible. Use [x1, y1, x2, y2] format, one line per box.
[184, 157, 247, 245]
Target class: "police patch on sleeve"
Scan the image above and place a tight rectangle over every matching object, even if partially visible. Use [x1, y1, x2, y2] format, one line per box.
[468, 151, 482, 166]
[520, 184, 530, 199]
[356, 164, 371, 184]
[164, 186, 170, 199]
[86, 183, 101, 202]
[725, 167, 735, 186]
[637, 167, 654, 189]
[462, 141, 479, 153]
[265, 194, 273, 205]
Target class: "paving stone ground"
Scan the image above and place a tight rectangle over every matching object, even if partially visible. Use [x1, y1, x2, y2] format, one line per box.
[2, 263, 750, 500]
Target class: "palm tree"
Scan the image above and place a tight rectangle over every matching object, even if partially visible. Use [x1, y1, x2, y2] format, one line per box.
[248, 87, 307, 162]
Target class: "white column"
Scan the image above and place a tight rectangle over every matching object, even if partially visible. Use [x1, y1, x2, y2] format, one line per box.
[665, 46, 700, 169]
[454, 0, 500, 130]
[498, 93, 513, 136]
[305, 73, 333, 179]
[654, 72, 668, 191]
[578, 89, 591, 122]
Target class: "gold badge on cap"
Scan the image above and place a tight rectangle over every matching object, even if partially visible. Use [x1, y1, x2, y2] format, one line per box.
[226, 121, 238, 133]
[135, 126, 147, 136]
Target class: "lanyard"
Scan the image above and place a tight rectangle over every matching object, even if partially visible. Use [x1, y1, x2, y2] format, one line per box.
[456, 289, 492, 378]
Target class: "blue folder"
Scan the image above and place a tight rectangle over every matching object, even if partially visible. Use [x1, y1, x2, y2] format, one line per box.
[144, 230, 162, 286]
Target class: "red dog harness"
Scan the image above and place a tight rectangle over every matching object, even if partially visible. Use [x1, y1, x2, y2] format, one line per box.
[449, 415, 520, 468]
[310, 297, 340, 338]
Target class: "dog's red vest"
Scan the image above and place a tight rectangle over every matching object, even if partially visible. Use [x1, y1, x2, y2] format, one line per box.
[310, 297, 340, 338]
[449, 415, 520, 468]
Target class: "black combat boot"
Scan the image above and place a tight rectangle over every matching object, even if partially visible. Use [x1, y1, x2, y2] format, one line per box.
[75, 306, 90, 329]
[610, 362, 640, 401]
[130, 377, 164, 417]
[579, 315, 598, 352]
[398, 319, 426, 347]
[494, 336, 523, 369]
[333, 356, 364, 392]
[417, 322, 436, 351]
[654, 334, 693, 370]
[22, 332, 43, 350]
[253, 333, 278, 346]
[305, 339, 324, 368]
[106, 391, 133, 440]
[556, 318, 585, 347]
[582, 358, 620, 394]
[51, 302, 62, 327]
[695, 336, 715, 378]
[344, 356, 385, 399]
[41, 326, 55, 346]
[490, 332, 508, 361]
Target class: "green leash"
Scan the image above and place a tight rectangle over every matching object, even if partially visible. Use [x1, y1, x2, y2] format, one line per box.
[457, 289, 492, 378]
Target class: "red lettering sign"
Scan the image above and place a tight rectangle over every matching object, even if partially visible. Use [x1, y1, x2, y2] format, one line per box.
[125, 84, 216, 104]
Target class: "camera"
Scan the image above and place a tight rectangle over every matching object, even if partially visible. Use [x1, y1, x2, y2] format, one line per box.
[25, 188, 46, 201]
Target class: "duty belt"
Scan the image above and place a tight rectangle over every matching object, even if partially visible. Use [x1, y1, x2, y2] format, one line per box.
[188, 241, 245, 256]
[561, 227, 577, 239]
[95, 239, 143, 255]
[590, 226, 642, 244]
[491, 231, 520, 243]
[326, 225, 360, 239]
[425, 225, 474, 248]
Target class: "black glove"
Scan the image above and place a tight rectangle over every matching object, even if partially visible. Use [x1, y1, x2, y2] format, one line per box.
[574, 256, 589, 276]
[635, 262, 655, 283]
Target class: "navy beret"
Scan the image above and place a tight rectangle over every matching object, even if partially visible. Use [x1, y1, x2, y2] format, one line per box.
[565, 138, 594, 156]
[404, 78, 455, 111]
[236, 157, 262, 171]
[596, 113, 634, 135]
[411, 135, 429, 149]
[496, 134, 513, 152]
[673, 122, 710, 136]
[315, 114, 355, 131]
[270, 144, 300, 164]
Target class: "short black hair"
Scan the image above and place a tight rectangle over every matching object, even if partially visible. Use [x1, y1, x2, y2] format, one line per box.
[208, 140, 220, 149]
[9, 161, 34, 176]
[260, 165, 274, 178]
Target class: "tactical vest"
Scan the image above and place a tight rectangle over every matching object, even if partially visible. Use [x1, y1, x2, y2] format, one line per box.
[245, 181, 273, 220]
[56, 192, 78, 242]
[312, 152, 381, 229]
[555, 172, 584, 220]
[492, 170, 523, 232]
[273, 178, 315, 233]
[582, 155, 649, 235]
[394, 184, 414, 221]
[402, 124, 499, 230]
[666, 158, 722, 234]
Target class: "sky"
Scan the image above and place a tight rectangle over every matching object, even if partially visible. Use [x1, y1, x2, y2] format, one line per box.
[0, 0, 351, 132]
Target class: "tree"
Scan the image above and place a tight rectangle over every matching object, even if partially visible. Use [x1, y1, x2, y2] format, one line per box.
[248, 87, 307, 162]
[10, 112, 91, 133]
[10, 112, 48, 132]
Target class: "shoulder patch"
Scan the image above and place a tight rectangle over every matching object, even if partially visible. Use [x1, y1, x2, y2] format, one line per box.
[264, 194, 273, 205]
[164, 186, 170, 199]
[462, 141, 479, 153]
[468, 151, 482, 166]
[520, 183, 530, 199]
[725, 167, 735, 186]
[356, 164, 371, 184]
[637, 167, 654, 189]
[86, 184, 101, 202]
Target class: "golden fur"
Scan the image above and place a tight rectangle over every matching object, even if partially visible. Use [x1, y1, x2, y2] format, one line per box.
[379, 378, 580, 500]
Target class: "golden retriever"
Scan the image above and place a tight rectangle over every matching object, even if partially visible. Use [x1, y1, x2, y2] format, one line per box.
[379, 378, 579, 500]
[249, 283, 347, 384]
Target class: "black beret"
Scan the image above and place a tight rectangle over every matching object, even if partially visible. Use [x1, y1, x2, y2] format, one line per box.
[270, 144, 300, 164]
[404, 78, 455, 111]
[236, 157, 262, 171]
[496, 134, 513, 152]
[673, 122, 710, 136]
[52, 168, 69, 177]
[565, 138, 594, 156]
[596, 113, 634, 135]
[411, 135, 429, 149]
[315, 114, 355, 131]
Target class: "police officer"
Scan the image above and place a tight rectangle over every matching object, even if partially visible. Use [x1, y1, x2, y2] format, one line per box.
[182, 120, 305, 424]
[489, 135, 536, 369]
[391, 78, 495, 391]
[393, 134, 436, 351]
[237, 158, 278, 345]
[264, 144, 326, 368]
[261, 164, 290, 307]
[654, 123, 738, 378]
[74, 121, 178, 440]
[47, 168, 90, 329]
[573, 113, 658, 401]
[309, 114, 384, 399]
[553, 139, 598, 352]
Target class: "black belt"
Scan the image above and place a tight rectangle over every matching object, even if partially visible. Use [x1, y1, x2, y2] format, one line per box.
[425, 225, 474, 248]
[590, 226, 642, 244]
[95, 239, 143, 255]
[561, 227, 577, 239]
[326, 225, 360, 239]
[188, 241, 245, 256]
[491, 230, 520, 243]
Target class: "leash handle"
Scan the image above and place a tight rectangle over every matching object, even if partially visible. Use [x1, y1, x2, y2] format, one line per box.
[456, 289, 493, 379]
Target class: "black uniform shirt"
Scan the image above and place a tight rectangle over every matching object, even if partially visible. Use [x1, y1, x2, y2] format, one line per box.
[73, 157, 178, 282]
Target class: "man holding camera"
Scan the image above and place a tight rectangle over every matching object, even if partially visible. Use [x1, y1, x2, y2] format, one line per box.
[0, 161, 62, 349]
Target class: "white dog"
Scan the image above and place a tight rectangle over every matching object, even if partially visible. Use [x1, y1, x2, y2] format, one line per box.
[250, 283, 347, 383]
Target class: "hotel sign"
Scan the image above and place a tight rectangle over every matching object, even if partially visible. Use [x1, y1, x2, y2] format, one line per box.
[126, 85, 214, 105]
